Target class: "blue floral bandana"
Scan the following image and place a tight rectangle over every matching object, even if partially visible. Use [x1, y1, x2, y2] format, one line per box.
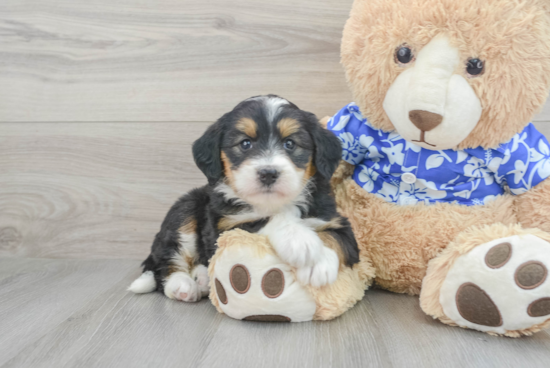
[327, 103, 550, 206]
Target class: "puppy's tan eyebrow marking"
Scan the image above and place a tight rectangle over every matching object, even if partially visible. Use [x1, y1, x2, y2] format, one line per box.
[277, 118, 300, 138]
[236, 118, 257, 138]
[221, 151, 236, 186]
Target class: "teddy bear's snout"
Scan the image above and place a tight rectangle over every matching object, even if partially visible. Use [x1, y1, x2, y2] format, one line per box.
[383, 34, 483, 150]
[408, 110, 443, 132]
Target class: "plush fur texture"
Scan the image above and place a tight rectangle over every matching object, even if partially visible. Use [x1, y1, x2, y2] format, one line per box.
[515, 178, 550, 233]
[420, 224, 550, 337]
[332, 162, 517, 294]
[332, 0, 550, 336]
[342, 0, 550, 149]
[209, 229, 374, 321]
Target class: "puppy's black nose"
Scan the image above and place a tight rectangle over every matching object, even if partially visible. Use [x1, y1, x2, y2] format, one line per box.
[258, 168, 279, 186]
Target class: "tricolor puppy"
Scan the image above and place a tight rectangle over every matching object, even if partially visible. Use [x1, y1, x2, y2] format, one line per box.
[128, 95, 359, 302]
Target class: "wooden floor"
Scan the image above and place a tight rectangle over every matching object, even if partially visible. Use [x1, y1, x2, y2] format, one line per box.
[0, 258, 549, 368]
[2, 0, 550, 367]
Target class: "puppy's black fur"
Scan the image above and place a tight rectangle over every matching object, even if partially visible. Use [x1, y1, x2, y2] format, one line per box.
[141, 95, 359, 291]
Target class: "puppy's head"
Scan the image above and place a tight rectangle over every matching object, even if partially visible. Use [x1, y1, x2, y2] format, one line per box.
[193, 95, 342, 213]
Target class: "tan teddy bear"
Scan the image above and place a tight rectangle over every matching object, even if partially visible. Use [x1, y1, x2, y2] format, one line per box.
[326, 0, 550, 337]
[209, 0, 550, 337]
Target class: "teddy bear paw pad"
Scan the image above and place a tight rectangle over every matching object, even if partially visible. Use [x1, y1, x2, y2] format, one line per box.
[212, 247, 316, 322]
[439, 235, 550, 334]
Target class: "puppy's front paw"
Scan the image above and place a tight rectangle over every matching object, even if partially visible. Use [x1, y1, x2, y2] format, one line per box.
[297, 247, 339, 287]
[192, 264, 210, 298]
[164, 272, 201, 302]
[275, 231, 324, 268]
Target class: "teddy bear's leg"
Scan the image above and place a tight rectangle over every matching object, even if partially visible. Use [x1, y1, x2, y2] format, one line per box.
[209, 230, 318, 322]
[420, 223, 550, 337]
[208, 229, 371, 322]
[516, 179, 550, 232]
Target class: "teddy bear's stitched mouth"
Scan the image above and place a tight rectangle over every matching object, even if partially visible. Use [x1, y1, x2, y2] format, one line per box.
[412, 131, 437, 147]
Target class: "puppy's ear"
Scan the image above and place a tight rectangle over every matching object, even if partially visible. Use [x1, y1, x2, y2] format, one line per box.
[309, 115, 342, 179]
[193, 119, 225, 185]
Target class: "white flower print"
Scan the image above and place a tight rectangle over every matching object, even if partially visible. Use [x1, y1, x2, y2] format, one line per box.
[359, 135, 382, 159]
[426, 151, 452, 170]
[528, 139, 550, 182]
[358, 165, 379, 192]
[400, 179, 447, 202]
[338, 132, 366, 164]
[331, 114, 351, 131]
[375, 181, 400, 203]
[329, 103, 550, 206]
[510, 131, 528, 153]
[456, 151, 468, 164]
[463, 157, 494, 186]
[381, 143, 405, 166]
[508, 160, 528, 185]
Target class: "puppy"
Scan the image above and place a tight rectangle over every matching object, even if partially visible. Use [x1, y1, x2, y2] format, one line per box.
[128, 95, 359, 302]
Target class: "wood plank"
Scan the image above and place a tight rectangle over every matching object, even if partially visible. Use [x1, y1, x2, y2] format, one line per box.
[2, 259, 224, 368]
[0, 0, 354, 122]
[1, 0, 549, 123]
[0, 122, 209, 260]
[2, 260, 550, 368]
[0, 258, 137, 366]
[366, 289, 550, 368]
[2, 121, 550, 260]
[196, 295, 392, 368]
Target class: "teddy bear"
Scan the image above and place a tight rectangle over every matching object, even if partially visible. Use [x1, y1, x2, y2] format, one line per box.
[208, 0, 550, 337]
[322, 0, 550, 337]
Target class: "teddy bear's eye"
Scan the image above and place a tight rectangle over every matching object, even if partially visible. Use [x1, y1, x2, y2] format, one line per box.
[395, 46, 414, 64]
[466, 58, 484, 76]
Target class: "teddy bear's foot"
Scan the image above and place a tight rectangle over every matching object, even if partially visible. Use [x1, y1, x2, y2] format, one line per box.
[422, 226, 550, 337]
[210, 243, 317, 322]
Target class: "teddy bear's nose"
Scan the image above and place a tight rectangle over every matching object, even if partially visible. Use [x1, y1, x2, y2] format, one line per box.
[409, 110, 443, 132]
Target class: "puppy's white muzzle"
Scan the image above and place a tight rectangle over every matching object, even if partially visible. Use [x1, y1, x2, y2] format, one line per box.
[233, 152, 304, 214]
[383, 35, 482, 150]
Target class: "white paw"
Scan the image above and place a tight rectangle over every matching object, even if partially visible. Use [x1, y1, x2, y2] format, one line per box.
[164, 272, 201, 302]
[296, 247, 339, 287]
[267, 226, 324, 268]
[192, 264, 210, 298]
[280, 233, 323, 268]
[259, 208, 324, 268]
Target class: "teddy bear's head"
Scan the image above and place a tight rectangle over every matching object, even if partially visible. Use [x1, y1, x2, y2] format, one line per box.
[342, 0, 550, 150]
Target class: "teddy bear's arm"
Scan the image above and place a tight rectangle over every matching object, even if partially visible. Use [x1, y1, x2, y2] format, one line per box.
[516, 177, 550, 232]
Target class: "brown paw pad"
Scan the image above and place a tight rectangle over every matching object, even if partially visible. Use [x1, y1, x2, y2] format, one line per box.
[515, 261, 547, 290]
[485, 242, 512, 269]
[230, 264, 251, 294]
[528, 298, 550, 317]
[215, 278, 228, 304]
[456, 283, 502, 327]
[262, 268, 285, 298]
[243, 315, 291, 322]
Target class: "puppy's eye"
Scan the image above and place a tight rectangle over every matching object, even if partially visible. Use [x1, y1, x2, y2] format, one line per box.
[283, 139, 295, 151]
[466, 58, 484, 76]
[395, 46, 414, 65]
[240, 139, 252, 150]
